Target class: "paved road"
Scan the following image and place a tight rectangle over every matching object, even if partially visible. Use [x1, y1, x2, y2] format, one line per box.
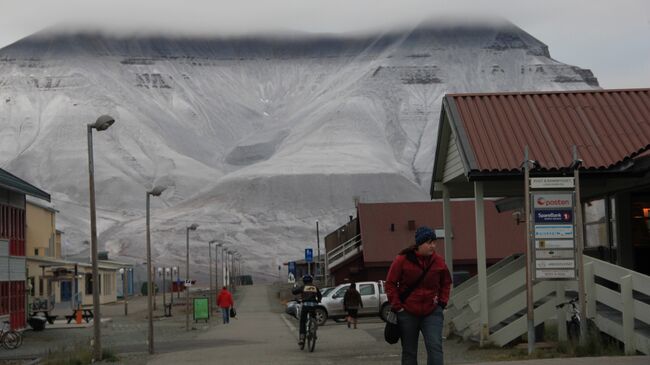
[3, 284, 648, 364]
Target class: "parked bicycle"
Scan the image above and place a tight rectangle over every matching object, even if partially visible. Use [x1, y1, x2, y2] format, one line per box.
[1, 321, 23, 350]
[555, 297, 580, 341]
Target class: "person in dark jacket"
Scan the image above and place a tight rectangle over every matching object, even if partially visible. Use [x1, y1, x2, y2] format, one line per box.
[385, 226, 452, 365]
[292, 275, 322, 346]
[343, 283, 363, 329]
[217, 286, 234, 324]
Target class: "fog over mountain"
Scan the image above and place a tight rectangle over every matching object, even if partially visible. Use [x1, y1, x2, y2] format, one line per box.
[0, 19, 598, 281]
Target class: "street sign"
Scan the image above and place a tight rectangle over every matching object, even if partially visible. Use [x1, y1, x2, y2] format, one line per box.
[288, 261, 296, 275]
[530, 177, 575, 189]
[305, 248, 313, 263]
[184, 280, 193, 287]
[533, 193, 572, 209]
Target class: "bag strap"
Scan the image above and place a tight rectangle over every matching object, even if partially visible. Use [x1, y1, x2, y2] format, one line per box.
[399, 257, 434, 303]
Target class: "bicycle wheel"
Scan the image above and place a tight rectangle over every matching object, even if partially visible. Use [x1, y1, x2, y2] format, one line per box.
[567, 320, 580, 342]
[308, 317, 317, 352]
[2, 332, 21, 350]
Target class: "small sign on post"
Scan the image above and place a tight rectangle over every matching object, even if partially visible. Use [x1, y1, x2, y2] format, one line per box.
[193, 297, 209, 322]
[305, 248, 313, 263]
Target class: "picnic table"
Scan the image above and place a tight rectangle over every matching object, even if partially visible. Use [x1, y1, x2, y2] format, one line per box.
[65, 308, 94, 324]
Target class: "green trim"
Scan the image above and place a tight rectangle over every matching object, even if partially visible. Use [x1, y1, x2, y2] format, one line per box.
[0, 168, 50, 202]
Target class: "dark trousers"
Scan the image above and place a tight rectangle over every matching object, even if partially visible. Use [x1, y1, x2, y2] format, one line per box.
[397, 307, 444, 365]
[299, 305, 316, 335]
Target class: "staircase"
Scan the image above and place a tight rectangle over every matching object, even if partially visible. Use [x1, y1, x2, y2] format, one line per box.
[446, 254, 650, 354]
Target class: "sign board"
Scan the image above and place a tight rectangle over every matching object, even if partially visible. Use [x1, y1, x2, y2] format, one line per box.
[288, 261, 296, 276]
[533, 194, 572, 209]
[535, 249, 575, 259]
[533, 225, 573, 239]
[534, 209, 573, 223]
[184, 280, 193, 287]
[305, 248, 313, 263]
[193, 297, 209, 321]
[531, 191, 577, 280]
[530, 177, 574, 189]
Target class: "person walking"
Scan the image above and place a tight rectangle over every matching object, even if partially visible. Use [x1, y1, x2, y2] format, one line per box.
[217, 286, 234, 324]
[385, 226, 452, 365]
[343, 283, 363, 329]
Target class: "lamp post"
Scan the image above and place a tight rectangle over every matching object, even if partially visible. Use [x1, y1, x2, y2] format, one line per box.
[316, 220, 320, 282]
[146, 185, 166, 354]
[119, 268, 128, 316]
[173, 266, 179, 301]
[164, 267, 171, 316]
[186, 224, 199, 331]
[157, 267, 163, 313]
[87, 114, 115, 362]
[208, 240, 216, 313]
[216, 243, 223, 291]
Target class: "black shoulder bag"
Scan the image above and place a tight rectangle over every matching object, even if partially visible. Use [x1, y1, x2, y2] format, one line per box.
[384, 258, 434, 344]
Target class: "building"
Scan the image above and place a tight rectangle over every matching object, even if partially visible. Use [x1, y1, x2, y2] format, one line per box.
[430, 88, 650, 349]
[25, 200, 133, 310]
[0, 168, 50, 329]
[325, 201, 525, 285]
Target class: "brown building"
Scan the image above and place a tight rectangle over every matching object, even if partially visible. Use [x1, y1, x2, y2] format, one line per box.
[325, 201, 525, 285]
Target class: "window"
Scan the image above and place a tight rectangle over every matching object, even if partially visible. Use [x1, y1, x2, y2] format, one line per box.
[334, 285, 349, 298]
[359, 284, 375, 295]
[584, 198, 607, 248]
[85, 274, 93, 294]
[38, 278, 43, 296]
[34, 248, 39, 256]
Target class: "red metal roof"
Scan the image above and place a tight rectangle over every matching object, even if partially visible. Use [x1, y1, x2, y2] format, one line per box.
[446, 88, 650, 173]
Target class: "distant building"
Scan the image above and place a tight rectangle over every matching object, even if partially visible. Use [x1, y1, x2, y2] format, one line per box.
[325, 201, 525, 285]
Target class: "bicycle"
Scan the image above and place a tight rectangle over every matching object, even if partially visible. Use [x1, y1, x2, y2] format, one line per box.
[555, 297, 580, 341]
[298, 303, 318, 352]
[1, 321, 23, 350]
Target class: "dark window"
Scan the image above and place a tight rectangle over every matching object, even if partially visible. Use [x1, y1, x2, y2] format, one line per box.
[85, 273, 93, 294]
[359, 284, 375, 295]
[408, 220, 416, 230]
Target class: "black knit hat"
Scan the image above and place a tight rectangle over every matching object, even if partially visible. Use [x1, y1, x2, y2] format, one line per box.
[415, 226, 437, 246]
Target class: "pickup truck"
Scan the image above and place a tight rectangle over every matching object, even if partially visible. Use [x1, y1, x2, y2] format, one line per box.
[312, 281, 390, 325]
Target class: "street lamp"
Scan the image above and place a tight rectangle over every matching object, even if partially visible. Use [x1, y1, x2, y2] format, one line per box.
[208, 240, 218, 313]
[119, 268, 128, 316]
[164, 267, 171, 316]
[186, 223, 199, 331]
[216, 243, 223, 291]
[146, 185, 166, 354]
[173, 266, 179, 301]
[87, 114, 115, 361]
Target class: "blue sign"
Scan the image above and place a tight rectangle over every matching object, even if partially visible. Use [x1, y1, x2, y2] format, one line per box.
[288, 261, 296, 275]
[535, 209, 573, 223]
[305, 248, 313, 263]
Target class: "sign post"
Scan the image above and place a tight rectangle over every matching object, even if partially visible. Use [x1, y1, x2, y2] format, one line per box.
[305, 248, 313, 275]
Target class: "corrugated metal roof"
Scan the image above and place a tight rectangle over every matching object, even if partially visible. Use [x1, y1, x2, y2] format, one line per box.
[446, 88, 650, 174]
[0, 168, 50, 202]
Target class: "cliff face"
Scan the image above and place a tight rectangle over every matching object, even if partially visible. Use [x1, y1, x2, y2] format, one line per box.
[0, 20, 598, 278]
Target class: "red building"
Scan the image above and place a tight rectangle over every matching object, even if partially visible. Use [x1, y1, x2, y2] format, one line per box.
[0, 168, 50, 329]
[325, 201, 525, 285]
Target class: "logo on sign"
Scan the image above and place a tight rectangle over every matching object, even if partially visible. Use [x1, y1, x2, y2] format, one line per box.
[534, 225, 574, 239]
[534, 209, 573, 223]
[536, 197, 571, 208]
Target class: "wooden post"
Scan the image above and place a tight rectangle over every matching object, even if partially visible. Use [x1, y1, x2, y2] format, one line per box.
[474, 181, 489, 346]
[621, 275, 636, 354]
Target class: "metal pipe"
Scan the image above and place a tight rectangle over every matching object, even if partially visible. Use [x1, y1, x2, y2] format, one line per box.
[87, 125, 102, 361]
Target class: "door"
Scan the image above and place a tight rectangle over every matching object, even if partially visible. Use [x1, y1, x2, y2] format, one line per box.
[328, 285, 349, 317]
[60, 281, 72, 302]
[358, 283, 378, 314]
[583, 196, 618, 264]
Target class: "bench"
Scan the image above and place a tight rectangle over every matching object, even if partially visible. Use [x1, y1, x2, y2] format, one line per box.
[65, 309, 94, 324]
[30, 310, 58, 324]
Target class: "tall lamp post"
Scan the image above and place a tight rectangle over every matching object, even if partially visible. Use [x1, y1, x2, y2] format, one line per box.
[87, 114, 115, 361]
[146, 185, 166, 354]
[216, 243, 223, 290]
[186, 224, 199, 331]
[316, 220, 320, 282]
[208, 240, 217, 313]
[119, 268, 128, 316]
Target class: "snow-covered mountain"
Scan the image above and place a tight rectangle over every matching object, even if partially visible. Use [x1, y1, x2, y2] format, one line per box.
[0, 20, 598, 280]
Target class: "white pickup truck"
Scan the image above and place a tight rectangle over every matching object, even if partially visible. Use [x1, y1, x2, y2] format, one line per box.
[312, 280, 390, 325]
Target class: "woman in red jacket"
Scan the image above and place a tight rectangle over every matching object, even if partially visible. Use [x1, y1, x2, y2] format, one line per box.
[385, 226, 452, 365]
[217, 286, 234, 324]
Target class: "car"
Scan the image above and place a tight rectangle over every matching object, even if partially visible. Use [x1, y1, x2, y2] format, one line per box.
[286, 286, 334, 319]
[314, 281, 390, 325]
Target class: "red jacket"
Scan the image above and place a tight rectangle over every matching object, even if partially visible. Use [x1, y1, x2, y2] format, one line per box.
[217, 289, 234, 308]
[385, 251, 452, 317]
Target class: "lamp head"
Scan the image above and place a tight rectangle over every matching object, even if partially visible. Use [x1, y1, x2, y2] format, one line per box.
[119, 268, 124, 274]
[187, 223, 199, 231]
[148, 185, 167, 196]
[91, 115, 115, 131]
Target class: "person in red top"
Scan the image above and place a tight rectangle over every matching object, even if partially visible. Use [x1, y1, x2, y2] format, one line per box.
[385, 226, 452, 365]
[217, 286, 234, 324]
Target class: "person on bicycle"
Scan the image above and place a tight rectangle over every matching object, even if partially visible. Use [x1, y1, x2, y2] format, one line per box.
[292, 274, 322, 346]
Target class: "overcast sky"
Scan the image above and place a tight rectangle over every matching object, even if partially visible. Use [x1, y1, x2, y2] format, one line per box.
[1, 0, 649, 89]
